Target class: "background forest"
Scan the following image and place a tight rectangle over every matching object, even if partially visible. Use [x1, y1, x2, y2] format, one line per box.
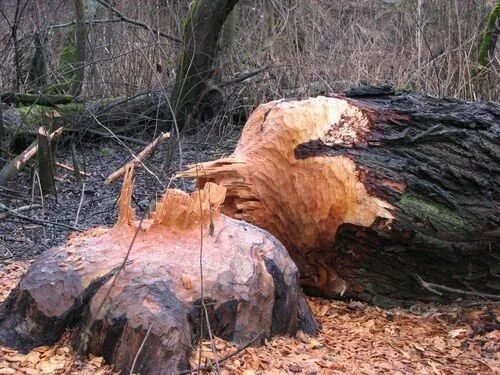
[1, 0, 498, 112]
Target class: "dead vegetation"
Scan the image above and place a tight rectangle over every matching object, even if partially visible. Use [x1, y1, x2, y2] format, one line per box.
[1, 261, 499, 375]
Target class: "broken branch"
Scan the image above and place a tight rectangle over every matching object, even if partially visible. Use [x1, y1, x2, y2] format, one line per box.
[0, 127, 63, 186]
[105, 132, 170, 184]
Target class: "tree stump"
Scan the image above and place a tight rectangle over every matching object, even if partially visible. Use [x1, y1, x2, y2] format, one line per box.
[0, 169, 316, 374]
[180, 89, 500, 307]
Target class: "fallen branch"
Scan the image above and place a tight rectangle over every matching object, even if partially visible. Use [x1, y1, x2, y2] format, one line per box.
[0, 203, 41, 220]
[0, 127, 63, 186]
[0, 202, 82, 232]
[105, 132, 170, 184]
[220, 66, 272, 87]
[177, 333, 263, 375]
[415, 274, 500, 300]
[1, 93, 73, 106]
[56, 161, 88, 177]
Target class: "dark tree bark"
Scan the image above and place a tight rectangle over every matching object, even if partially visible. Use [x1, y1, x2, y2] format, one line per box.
[27, 32, 48, 91]
[299, 90, 500, 306]
[0, 177, 316, 374]
[170, 0, 239, 132]
[70, 0, 86, 96]
[37, 127, 56, 196]
[181, 88, 500, 307]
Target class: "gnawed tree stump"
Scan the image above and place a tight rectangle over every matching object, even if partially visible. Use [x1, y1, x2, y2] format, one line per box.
[180, 90, 500, 307]
[0, 169, 315, 374]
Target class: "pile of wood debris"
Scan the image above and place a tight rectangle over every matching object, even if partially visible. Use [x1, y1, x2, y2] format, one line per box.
[1, 261, 498, 374]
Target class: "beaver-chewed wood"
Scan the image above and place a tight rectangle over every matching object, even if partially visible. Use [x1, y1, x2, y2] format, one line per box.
[180, 90, 500, 307]
[0, 169, 316, 375]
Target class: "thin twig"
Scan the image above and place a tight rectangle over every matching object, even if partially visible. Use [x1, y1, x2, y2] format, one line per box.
[195, 164, 220, 375]
[415, 274, 500, 300]
[84, 110, 165, 189]
[220, 66, 273, 87]
[0, 203, 41, 220]
[95, 0, 181, 44]
[73, 182, 85, 227]
[0, 203, 82, 232]
[177, 333, 262, 375]
[56, 161, 88, 177]
[130, 323, 153, 375]
[47, 18, 123, 30]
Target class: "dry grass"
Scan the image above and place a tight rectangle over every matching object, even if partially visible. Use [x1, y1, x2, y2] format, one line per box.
[0, 0, 498, 118]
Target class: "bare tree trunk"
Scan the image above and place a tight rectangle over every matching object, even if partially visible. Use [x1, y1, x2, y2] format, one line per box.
[477, 2, 499, 69]
[0, 105, 6, 169]
[27, 33, 48, 91]
[170, 0, 239, 132]
[11, 0, 28, 91]
[37, 127, 57, 196]
[71, 0, 86, 96]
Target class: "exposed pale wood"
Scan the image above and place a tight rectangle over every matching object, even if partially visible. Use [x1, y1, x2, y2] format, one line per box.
[104, 132, 170, 184]
[180, 92, 500, 306]
[0, 127, 63, 186]
[0, 170, 315, 374]
[55, 161, 88, 176]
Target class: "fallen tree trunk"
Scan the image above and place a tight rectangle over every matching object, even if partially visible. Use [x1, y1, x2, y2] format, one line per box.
[0, 93, 73, 106]
[180, 89, 500, 307]
[1, 92, 167, 142]
[0, 169, 315, 374]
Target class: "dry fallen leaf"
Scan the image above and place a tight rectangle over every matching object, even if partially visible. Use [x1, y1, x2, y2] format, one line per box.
[432, 336, 446, 352]
[1, 263, 499, 375]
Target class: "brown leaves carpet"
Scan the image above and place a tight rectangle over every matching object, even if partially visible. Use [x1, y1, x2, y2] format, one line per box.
[1, 261, 498, 374]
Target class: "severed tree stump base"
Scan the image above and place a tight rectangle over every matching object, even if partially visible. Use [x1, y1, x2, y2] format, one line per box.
[0, 171, 316, 374]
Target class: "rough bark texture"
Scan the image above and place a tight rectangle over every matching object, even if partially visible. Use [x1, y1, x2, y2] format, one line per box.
[0, 171, 315, 374]
[170, 0, 239, 131]
[180, 89, 500, 307]
[36, 127, 56, 196]
[70, 0, 86, 96]
[1, 93, 166, 141]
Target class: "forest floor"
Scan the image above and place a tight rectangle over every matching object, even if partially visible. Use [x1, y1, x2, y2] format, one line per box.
[1, 132, 499, 374]
[1, 260, 499, 375]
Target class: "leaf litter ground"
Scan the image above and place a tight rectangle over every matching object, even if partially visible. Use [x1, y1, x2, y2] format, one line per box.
[1, 131, 498, 374]
[1, 260, 498, 375]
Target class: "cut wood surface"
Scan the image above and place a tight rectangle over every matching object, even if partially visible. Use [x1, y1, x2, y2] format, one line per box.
[0, 168, 315, 374]
[0, 127, 63, 186]
[105, 131, 170, 184]
[180, 90, 500, 306]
